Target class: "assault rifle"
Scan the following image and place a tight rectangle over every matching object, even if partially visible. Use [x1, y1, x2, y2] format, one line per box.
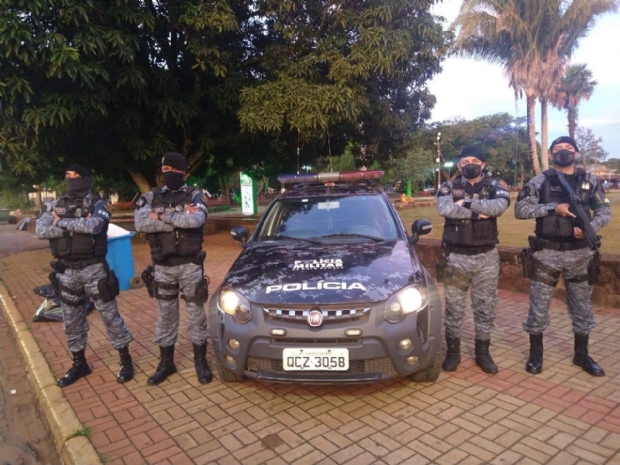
[555, 172, 601, 251]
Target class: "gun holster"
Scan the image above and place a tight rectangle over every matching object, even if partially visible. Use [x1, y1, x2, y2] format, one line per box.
[182, 251, 209, 304]
[141, 266, 155, 299]
[588, 253, 601, 285]
[520, 248, 533, 279]
[50, 260, 66, 274]
[96, 265, 119, 302]
[49, 272, 61, 297]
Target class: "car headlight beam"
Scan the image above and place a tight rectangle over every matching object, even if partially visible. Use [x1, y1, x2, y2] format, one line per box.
[218, 286, 252, 324]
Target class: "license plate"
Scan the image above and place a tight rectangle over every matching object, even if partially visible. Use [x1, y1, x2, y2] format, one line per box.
[282, 348, 349, 371]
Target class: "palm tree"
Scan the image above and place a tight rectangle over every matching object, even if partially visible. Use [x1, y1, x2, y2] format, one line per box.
[552, 64, 597, 139]
[452, 0, 618, 175]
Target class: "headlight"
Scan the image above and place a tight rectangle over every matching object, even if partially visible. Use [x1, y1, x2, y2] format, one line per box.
[384, 285, 428, 324]
[218, 286, 252, 324]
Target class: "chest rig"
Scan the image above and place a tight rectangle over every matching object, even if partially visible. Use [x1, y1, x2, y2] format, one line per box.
[146, 187, 204, 264]
[49, 194, 108, 260]
[442, 175, 499, 248]
[536, 169, 592, 241]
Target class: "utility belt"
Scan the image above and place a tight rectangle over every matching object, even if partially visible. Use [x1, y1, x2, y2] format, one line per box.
[520, 237, 600, 286]
[49, 259, 119, 305]
[142, 251, 209, 304]
[444, 244, 495, 256]
[153, 256, 197, 267]
[528, 236, 590, 252]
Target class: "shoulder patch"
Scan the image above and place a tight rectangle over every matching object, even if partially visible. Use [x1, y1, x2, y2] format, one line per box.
[135, 196, 147, 209]
[517, 186, 530, 202]
[496, 180, 508, 190]
[104, 201, 113, 213]
[201, 193, 209, 204]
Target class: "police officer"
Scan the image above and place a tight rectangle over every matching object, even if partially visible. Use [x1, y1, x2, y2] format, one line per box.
[135, 152, 212, 385]
[36, 165, 134, 387]
[515, 136, 611, 376]
[436, 146, 510, 374]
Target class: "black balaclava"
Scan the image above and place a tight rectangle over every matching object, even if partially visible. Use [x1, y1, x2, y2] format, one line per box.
[458, 146, 486, 180]
[161, 152, 188, 190]
[65, 164, 92, 199]
[550, 136, 579, 168]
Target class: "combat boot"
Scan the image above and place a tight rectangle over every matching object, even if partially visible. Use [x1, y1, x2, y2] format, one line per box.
[117, 345, 134, 383]
[442, 336, 461, 372]
[475, 339, 498, 374]
[573, 334, 605, 377]
[57, 350, 92, 387]
[193, 343, 213, 384]
[147, 345, 177, 385]
[525, 333, 543, 374]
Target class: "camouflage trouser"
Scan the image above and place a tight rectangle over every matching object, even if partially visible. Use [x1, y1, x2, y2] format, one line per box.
[523, 247, 596, 336]
[153, 263, 209, 347]
[444, 248, 499, 341]
[57, 262, 133, 352]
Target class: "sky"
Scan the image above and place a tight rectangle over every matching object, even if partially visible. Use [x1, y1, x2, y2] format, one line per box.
[427, 0, 620, 159]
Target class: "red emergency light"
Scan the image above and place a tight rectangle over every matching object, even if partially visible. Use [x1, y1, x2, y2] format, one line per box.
[278, 170, 384, 185]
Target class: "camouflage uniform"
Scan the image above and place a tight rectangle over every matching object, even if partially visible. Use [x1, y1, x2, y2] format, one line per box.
[135, 184, 211, 384]
[437, 173, 510, 373]
[515, 168, 611, 375]
[36, 194, 133, 386]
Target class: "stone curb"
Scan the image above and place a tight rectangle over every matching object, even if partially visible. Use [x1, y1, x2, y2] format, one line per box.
[0, 282, 103, 465]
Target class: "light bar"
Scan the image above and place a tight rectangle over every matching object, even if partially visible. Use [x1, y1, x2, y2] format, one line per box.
[278, 170, 384, 185]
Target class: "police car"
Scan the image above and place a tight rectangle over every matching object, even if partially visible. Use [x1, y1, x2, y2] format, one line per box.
[208, 171, 441, 383]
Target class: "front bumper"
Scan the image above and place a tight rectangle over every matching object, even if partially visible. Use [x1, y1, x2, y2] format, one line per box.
[208, 285, 442, 384]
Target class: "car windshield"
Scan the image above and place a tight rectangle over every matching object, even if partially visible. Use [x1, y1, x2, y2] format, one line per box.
[257, 194, 400, 241]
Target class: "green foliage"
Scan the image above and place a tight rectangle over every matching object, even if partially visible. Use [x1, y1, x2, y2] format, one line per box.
[575, 127, 608, 165]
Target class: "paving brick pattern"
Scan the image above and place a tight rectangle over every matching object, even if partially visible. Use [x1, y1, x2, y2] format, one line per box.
[1, 232, 619, 465]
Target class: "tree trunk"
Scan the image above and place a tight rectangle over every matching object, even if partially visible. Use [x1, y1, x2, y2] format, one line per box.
[126, 167, 154, 194]
[540, 98, 549, 171]
[567, 105, 577, 139]
[527, 95, 542, 176]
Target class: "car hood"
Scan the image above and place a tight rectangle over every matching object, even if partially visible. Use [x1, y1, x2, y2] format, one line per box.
[223, 240, 422, 305]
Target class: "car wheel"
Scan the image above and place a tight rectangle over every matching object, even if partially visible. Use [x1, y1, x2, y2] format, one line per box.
[406, 339, 442, 383]
[214, 359, 245, 383]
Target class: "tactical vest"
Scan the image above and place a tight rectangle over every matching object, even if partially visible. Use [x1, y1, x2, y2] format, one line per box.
[442, 176, 499, 247]
[536, 169, 592, 241]
[145, 187, 204, 263]
[49, 195, 108, 260]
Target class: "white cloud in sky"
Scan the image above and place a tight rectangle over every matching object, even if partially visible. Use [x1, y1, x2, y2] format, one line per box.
[428, 0, 620, 157]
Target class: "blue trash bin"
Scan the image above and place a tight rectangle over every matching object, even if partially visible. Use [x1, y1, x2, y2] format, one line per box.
[106, 232, 136, 291]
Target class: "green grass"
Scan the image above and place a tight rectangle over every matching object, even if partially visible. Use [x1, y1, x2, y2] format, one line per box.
[398, 191, 620, 256]
[69, 426, 92, 439]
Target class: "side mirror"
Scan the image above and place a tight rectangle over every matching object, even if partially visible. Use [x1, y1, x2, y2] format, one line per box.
[410, 219, 432, 245]
[231, 226, 249, 246]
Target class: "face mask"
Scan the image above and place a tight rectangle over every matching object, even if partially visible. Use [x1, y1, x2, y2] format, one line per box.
[553, 149, 575, 167]
[65, 177, 92, 199]
[163, 171, 185, 190]
[461, 164, 482, 180]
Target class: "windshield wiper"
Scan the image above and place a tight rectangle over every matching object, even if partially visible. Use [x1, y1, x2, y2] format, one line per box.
[262, 234, 323, 244]
[318, 233, 384, 242]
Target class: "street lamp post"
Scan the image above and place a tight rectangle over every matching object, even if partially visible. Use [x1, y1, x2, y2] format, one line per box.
[434, 132, 442, 189]
[444, 161, 454, 179]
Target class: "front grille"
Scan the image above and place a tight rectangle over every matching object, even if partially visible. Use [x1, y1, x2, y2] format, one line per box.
[263, 306, 371, 325]
[246, 356, 396, 375]
[274, 338, 357, 344]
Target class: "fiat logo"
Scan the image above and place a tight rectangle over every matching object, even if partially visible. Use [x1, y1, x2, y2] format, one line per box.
[307, 310, 323, 327]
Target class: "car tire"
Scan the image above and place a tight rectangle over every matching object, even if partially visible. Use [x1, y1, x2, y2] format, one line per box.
[406, 339, 442, 383]
[214, 359, 245, 383]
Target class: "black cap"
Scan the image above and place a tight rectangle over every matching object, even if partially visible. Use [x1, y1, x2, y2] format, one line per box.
[66, 164, 92, 178]
[550, 136, 579, 152]
[161, 152, 188, 171]
[458, 145, 486, 162]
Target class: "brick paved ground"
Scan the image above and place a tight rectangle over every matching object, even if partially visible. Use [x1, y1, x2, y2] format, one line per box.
[1, 231, 619, 465]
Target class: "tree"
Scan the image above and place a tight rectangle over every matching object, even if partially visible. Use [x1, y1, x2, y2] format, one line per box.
[237, 0, 449, 165]
[451, 0, 618, 175]
[575, 127, 607, 168]
[552, 64, 597, 139]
